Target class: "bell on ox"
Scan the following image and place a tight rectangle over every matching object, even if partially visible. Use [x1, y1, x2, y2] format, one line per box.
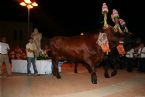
[117, 41, 126, 56]
[100, 43, 110, 54]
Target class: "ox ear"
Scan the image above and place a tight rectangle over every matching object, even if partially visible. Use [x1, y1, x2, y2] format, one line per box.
[126, 32, 133, 35]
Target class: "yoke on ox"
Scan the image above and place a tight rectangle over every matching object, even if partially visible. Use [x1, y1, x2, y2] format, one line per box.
[49, 26, 140, 84]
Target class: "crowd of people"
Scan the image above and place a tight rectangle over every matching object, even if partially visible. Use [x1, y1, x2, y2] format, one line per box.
[125, 43, 145, 72]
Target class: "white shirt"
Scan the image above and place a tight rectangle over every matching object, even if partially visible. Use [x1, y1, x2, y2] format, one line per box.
[126, 48, 134, 58]
[26, 42, 36, 57]
[0, 42, 10, 54]
[138, 47, 145, 58]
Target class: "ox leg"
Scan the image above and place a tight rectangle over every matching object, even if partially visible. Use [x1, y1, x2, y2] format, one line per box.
[103, 55, 110, 78]
[111, 69, 117, 77]
[91, 71, 97, 84]
[84, 63, 97, 84]
[110, 60, 118, 77]
[74, 63, 92, 74]
[52, 60, 61, 79]
[104, 66, 110, 78]
[74, 63, 78, 73]
[83, 63, 92, 73]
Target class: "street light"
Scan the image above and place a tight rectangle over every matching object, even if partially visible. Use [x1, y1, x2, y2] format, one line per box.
[20, 0, 38, 37]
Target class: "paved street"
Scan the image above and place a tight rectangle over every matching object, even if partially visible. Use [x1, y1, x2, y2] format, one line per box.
[1, 64, 145, 97]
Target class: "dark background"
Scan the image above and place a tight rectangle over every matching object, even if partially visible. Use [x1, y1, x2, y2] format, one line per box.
[0, 0, 145, 41]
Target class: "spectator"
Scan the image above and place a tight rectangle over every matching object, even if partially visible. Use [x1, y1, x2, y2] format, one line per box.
[138, 43, 145, 72]
[0, 36, 12, 76]
[125, 48, 134, 72]
[26, 37, 38, 76]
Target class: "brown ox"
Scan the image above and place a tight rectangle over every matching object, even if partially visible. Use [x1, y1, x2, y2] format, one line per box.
[49, 26, 140, 84]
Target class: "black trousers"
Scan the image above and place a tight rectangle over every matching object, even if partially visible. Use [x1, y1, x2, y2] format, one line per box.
[126, 58, 134, 72]
[138, 58, 145, 72]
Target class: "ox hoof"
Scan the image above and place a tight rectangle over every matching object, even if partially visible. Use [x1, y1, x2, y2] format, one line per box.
[56, 75, 61, 79]
[111, 71, 117, 77]
[74, 70, 78, 73]
[56, 73, 61, 79]
[91, 74, 97, 84]
[104, 73, 110, 78]
[91, 80, 97, 84]
[91, 78, 97, 84]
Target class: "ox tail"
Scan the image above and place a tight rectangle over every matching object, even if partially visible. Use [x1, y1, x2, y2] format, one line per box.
[47, 38, 53, 58]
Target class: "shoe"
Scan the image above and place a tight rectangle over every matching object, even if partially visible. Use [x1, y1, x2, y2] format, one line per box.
[27, 73, 32, 76]
[34, 73, 39, 76]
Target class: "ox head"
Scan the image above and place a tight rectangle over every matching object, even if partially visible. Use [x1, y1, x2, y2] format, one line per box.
[101, 25, 141, 51]
[121, 32, 141, 51]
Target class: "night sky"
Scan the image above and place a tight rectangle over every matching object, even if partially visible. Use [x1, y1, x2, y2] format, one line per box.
[0, 0, 145, 40]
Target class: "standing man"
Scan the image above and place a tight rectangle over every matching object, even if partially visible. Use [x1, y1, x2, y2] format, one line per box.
[125, 48, 134, 72]
[26, 37, 38, 76]
[138, 43, 145, 72]
[0, 36, 11, 76]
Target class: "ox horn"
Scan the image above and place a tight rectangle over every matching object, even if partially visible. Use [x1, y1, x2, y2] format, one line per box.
[113, 25, 123, 33]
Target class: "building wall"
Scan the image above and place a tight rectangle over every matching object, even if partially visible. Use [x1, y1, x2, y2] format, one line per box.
[0, 21, 33, 48]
